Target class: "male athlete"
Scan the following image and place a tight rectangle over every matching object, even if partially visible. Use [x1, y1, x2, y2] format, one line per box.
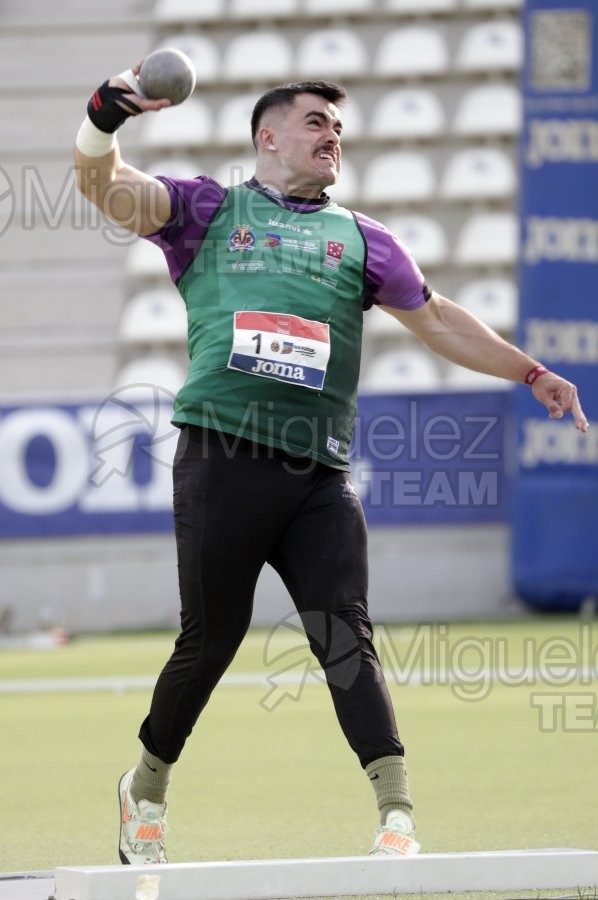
[75, 63, 588, 865]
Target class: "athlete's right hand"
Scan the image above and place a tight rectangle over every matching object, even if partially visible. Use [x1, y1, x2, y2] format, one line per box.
[109, 60, 172, 113]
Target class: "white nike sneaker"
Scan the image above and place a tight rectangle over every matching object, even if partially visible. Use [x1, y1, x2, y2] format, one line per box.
[118, 769, 168, 865]
[369, 809, 420, 857]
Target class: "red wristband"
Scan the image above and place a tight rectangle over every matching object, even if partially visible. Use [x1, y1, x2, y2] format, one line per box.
[524, 365, 549, 385]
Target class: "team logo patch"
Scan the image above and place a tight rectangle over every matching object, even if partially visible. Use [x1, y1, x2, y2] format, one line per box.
[323, 240, 345, 271]
[228, 223, 256, 252]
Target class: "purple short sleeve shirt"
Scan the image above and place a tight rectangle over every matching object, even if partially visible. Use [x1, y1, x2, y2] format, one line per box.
[144, 175, 429, 313]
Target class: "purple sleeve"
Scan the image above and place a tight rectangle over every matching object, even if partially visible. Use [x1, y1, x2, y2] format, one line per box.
[143, 175, 227, 283]
[354, 210, 429, 312]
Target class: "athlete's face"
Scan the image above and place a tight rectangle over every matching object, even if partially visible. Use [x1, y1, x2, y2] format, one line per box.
[260, 93, 343, 192]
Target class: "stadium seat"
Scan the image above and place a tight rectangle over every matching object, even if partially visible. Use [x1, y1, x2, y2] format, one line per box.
[363, 303, 408, 337]
[455, 278, 517, 333]
[384, 216, 448, 267]
[385, 0, 457, 11]
[304, 0, 375, 12]
[463, 0, 521, 9]
[439, 148, 516, 200]
[212, 156, 256, 187]
[455, 21, 523, 73]
[154, 35, 219, 84]
[296, 29, 368, 78]
[141, 98, 213, 149]
[338, 98, 364, 140]
[113, 356, 186, 396]
[361, 347, 442, 392]
[216, 93, 260, 145]
[370, 89, 446, 139]
[222, 32, 293, 82]
[327, 159, 359, 205]
[153, 0, 224, 22]
[363, 152, 435, 203]
[126, 240, 170, 280]
[118, 290, 187, 345]
[444, 365, 512, 390]
[455, 213, 518, 266]
[146, 158, 201, 181]
[229, 0, 298, 17]
[452, 84, 522, 137]
[375, 28, 449, 77]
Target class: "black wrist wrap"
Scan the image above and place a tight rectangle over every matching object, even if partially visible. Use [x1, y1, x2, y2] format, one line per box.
[87, 80, 142, 134]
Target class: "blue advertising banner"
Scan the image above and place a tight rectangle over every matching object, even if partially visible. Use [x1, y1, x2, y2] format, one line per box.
[0, 391, 513, 538]
[353, 391, 513, 526]
[514, 0, 598, 608]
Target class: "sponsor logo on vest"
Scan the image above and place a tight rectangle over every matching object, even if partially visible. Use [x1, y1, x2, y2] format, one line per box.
[268, 218, 315, 235]
[228, 223, 256, 252]
[323, 239, 345, 271]
[251, 359, 306, 381]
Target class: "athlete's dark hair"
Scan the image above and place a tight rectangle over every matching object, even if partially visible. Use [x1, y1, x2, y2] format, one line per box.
[250, 81, 347, 148]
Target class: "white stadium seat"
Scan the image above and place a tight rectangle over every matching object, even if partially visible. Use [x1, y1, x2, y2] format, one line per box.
[384, 216, 448, 267]
[146, 158, 201, 181]
[118, 290, 188, 345]
[154, 35, 219, 84]
[216, 93, 260, 145]
[141, 98, 212, 149]
[370, 89, 446, 139]
[297, 29, 368, 78]
[455, 21, 523, 73]
[385, 0, 458, 11]
[455, 278, 517, 333]
[229, 0, 298, 17]
[455, 213, 518, 266]
[363, 303, 408, 337]
[444, 365, 512, 390]
[212, 156, 256, 187]
[305, 0, 375, 11]
[337, 98, 364, 140]
[375, 28, 449, 77]
[361, 348, 442, 392]
[126, 240, 170, 280]
[363, 152, 435, 203]
[222, 32, 293, 82]
[463, 0, 521, 9]
[113, 356, 186, 397]
[327, 160, 359, 205]
[153, 0, 224, 22]
[439, 148, 516, 200]
[452, 84, 522, 137]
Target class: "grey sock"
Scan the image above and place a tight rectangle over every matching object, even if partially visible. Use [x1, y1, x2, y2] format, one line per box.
[129, 748, 172, 805]
[365, 755, 415, 827]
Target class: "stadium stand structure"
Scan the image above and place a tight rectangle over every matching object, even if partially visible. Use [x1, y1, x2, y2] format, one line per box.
[0, 0, 522, 398]
[0, 0, 524, 633]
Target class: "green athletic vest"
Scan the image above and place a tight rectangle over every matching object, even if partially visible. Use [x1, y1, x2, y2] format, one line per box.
[173, 183, 367, 469]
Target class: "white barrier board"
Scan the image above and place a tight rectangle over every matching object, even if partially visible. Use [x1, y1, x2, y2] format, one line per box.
[55, 848, 598, 900]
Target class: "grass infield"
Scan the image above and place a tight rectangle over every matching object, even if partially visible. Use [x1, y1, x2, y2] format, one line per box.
[0, 618, 597, 900]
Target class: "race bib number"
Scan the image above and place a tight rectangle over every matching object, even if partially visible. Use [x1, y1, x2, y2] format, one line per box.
[228, 311, 331, 390]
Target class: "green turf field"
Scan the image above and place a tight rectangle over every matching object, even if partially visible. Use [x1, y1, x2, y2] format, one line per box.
[0, 617, 597, 900]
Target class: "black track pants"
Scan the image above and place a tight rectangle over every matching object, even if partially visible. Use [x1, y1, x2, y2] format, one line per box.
[139, 425, 404, 766]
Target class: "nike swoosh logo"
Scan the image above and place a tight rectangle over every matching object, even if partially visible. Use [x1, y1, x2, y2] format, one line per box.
[369, 773, 380, 780]
[122, 794, 132, 824]
[144, 761, 158, 773]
